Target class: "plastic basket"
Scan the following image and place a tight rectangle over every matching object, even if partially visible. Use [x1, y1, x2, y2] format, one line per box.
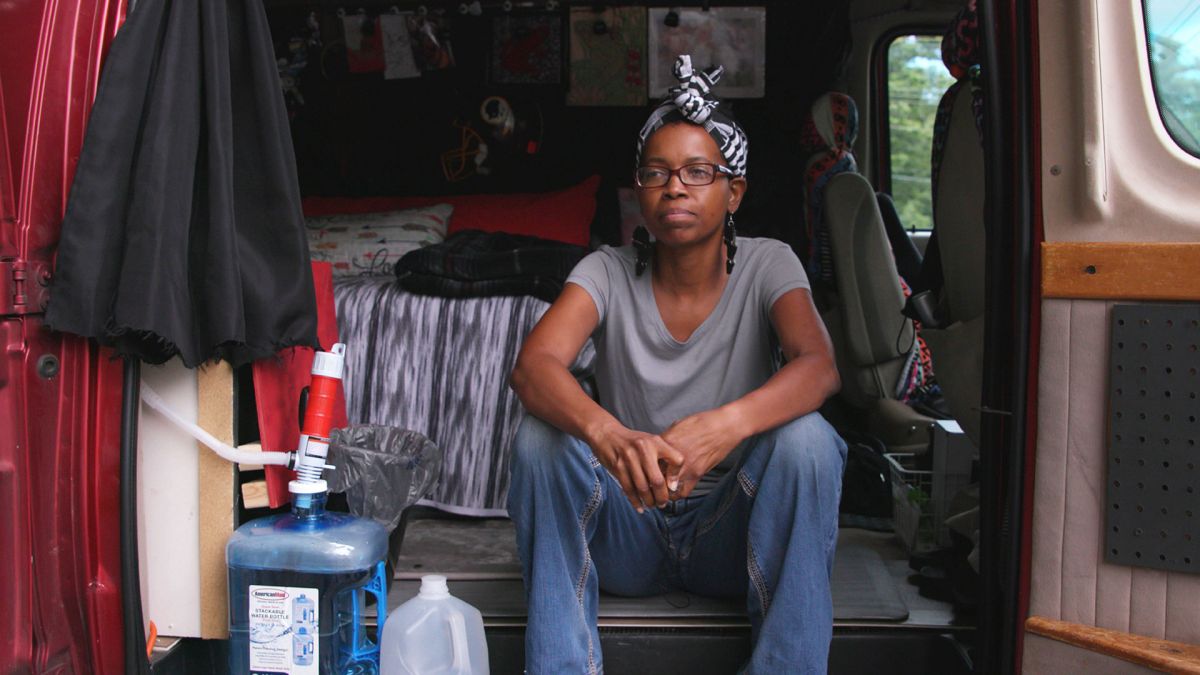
[885, 453, 937, 553]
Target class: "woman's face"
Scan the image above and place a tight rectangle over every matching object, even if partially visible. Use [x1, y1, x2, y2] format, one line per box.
[637, 122, 746, 248]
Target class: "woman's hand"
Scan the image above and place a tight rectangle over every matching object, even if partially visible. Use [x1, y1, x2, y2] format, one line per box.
[586, 422, 684, 512]
[661, 407, 746, 499]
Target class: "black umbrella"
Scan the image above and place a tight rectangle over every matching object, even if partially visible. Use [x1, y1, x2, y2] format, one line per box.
[46, 0, 318, 367]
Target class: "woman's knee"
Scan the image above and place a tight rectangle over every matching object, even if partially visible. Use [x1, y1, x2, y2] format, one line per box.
[510, 414, 591, 478]
[762, 413, 846, 484]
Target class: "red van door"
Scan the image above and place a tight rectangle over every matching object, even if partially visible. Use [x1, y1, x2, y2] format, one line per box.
[0, 2, 128, 672]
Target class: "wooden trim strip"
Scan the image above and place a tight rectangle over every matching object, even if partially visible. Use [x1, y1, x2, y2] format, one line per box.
[1026, 616, 1200, 674]
[197, 361, 235, 640]
[1042, 242, 1200, 300]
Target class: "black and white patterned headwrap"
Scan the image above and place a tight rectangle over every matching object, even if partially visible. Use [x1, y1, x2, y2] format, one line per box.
[636, 55, 749, 177]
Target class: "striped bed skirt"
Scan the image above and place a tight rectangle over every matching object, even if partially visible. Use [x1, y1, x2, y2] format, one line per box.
[334, 276, 594, 516]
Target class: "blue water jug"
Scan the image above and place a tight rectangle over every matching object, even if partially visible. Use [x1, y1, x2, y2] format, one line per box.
[227, 491, 389, 674]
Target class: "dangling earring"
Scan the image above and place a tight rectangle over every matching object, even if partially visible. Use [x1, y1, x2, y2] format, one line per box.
[723, 213, 738, 274]
[633, 226, 652, 276]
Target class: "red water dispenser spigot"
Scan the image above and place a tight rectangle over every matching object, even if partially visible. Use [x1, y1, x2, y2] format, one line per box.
[290, 343, 346, 496]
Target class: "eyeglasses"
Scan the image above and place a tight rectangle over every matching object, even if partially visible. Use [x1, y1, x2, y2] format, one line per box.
[634, 162, 734, 188]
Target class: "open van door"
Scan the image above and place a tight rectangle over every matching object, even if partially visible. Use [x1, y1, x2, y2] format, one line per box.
[0, 2, 128, 672]
[1021, 0, 1200, 671]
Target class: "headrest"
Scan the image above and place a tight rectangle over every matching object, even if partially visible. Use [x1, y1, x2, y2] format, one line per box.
[941, 0, 981, 80]
[800, 92, 859, 287]
[800, 92, 859, 161]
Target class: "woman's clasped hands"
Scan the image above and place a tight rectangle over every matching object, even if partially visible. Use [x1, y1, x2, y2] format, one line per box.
[585, 406, 744, 513]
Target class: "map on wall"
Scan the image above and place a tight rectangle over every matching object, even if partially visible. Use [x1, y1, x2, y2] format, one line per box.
[647, 7, 766, 99]
[566, 7, 648, 107]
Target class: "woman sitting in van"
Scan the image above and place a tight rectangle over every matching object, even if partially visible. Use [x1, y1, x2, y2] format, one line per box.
[507, 55, 847, 674]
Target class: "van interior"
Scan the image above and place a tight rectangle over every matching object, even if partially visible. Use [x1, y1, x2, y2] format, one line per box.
[11, 0, 1200, 671]
[162, 1, 1000, 672]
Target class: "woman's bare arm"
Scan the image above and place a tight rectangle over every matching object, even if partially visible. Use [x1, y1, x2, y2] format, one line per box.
[728, 286, 841, 435]
[510, 284, 610, 439]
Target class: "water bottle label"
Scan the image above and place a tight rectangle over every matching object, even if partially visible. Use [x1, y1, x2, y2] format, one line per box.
[248, 585, 319, 674]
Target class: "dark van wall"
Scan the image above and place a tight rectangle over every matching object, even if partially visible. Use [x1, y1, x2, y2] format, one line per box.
[265, 2, 850, 245]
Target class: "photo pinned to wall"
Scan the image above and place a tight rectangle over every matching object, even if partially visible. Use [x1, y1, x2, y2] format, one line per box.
[490, 14, 564, 85]
[408, 11, 456, 71]
[647, 7, 766, 99]
[566, 6, 647, 106]
[380, 13, 420, 80]
[341, 12, 385, 73]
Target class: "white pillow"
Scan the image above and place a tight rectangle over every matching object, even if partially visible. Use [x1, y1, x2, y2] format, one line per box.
[306, 203, 452, 276]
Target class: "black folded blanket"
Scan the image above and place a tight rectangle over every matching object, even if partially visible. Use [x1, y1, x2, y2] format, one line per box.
[395, 230, 589, 304]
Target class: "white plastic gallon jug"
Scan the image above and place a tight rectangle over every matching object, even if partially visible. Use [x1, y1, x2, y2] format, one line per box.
[381, 575, 489, 675]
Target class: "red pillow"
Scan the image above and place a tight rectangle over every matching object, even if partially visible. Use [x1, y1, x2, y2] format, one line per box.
[301, 175, 600, 247]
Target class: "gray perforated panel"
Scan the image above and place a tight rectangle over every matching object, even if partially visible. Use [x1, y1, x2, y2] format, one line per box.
[1106, 304, 1200, 573]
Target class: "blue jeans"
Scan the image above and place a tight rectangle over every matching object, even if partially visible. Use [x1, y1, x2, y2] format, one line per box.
[507, 413, 847, 674]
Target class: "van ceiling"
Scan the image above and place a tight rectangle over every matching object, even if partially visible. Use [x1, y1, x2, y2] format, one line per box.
[850, 0, 967, 18]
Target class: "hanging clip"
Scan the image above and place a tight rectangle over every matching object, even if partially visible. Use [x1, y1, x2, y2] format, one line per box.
[358, 8, 375, 36]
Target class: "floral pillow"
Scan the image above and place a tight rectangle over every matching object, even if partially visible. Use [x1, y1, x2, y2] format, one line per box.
[306, 203, 452, 276]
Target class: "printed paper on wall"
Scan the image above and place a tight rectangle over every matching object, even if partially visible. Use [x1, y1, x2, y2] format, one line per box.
[566, 7, 647, 106]
[647, 7, 766, 99]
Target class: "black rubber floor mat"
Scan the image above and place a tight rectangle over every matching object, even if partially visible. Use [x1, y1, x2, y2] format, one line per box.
[829, 544, 909, 621]
[392, 519, 909, 622]
[394, 518, 523, 580]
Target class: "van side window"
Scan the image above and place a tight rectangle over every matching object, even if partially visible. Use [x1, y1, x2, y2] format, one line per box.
[886, 34, 956, 231]
[1144, 0, 1200, 157]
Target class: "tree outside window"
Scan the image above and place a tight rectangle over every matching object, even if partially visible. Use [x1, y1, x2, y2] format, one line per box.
[887, 35, 955, 231]
[1145, 0, 1200, 157]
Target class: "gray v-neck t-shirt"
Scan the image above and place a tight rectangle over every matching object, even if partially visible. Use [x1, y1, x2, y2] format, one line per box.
[565, 236, 810, 484]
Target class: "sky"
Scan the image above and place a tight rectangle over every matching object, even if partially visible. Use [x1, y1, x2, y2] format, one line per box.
[1147, 0, 1200, 58]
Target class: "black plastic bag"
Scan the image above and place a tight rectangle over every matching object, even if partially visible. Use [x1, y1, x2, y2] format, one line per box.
[327, 425, 442, 533]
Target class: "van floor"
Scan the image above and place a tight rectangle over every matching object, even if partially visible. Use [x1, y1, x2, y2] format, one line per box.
[386, 513, 974, 674]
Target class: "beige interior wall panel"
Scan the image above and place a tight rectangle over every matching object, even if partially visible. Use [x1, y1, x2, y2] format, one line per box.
[1029, 299, 1070, 618]
[1164, 575, 1200, 644]
[1029, 298, 1200, 666]
[1023, 634, 1161, 675]
[1033, 0, 1200, 663]
[1093, 544, 1132, 635]
[1129, 568, 1168, 639]
[1058, 300, 1109, 627]
[136, 359, 202, 638]
[1039, 0, 1200, 245]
